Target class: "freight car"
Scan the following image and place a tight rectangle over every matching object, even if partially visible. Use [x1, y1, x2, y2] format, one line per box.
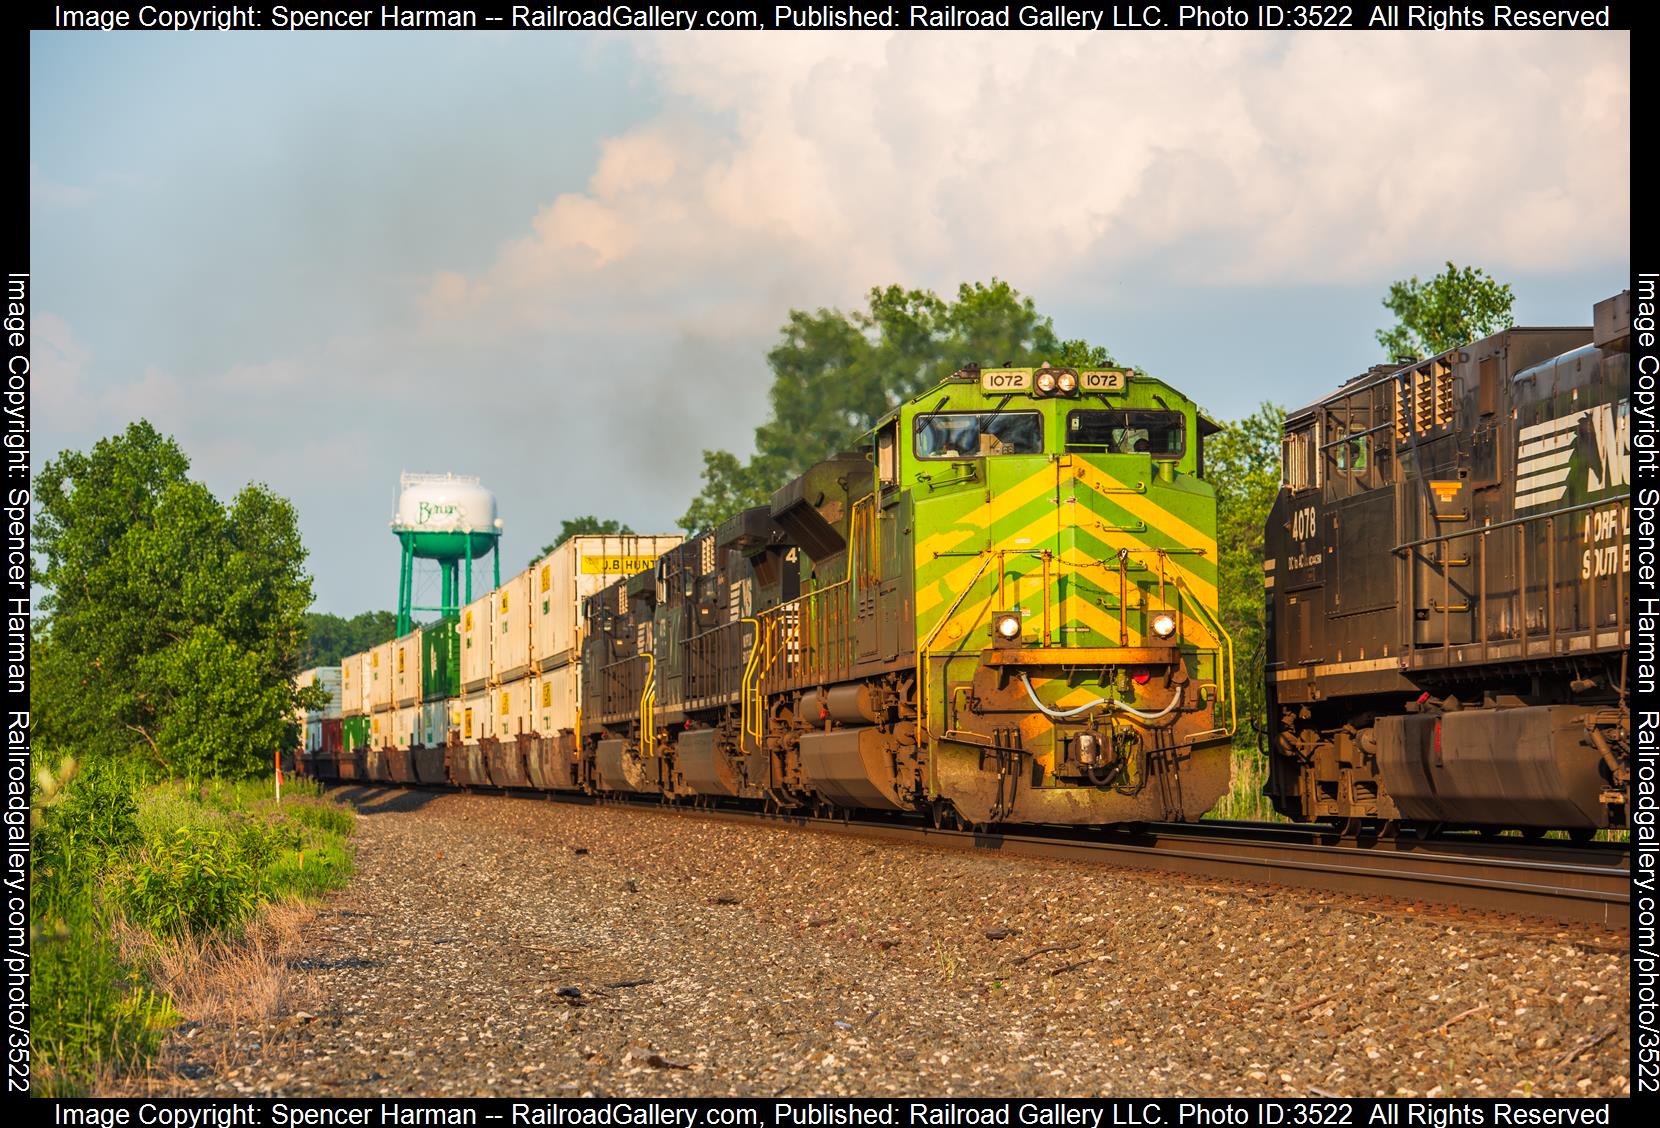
[1263, 292, 1632, 837]
[307, 362, 1239, 828]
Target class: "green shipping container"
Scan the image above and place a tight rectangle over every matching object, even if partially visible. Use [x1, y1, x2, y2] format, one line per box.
[422, 616, 461, 702]
[343, 715, 373, 753]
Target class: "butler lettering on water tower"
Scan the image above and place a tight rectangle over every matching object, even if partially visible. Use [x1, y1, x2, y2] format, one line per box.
[390, 472, 503, 633]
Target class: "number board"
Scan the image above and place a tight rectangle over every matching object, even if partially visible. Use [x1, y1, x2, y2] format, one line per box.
[1079, 369, 1129, 392]
[979, 368, 1032, 393]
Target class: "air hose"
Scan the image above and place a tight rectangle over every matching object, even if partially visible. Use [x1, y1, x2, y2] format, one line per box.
[1019, 674, 1184, 722]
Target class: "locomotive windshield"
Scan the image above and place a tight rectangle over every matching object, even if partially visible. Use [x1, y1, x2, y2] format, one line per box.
[913, 412, 1043, 458]
[1065, 410, 1185, 456]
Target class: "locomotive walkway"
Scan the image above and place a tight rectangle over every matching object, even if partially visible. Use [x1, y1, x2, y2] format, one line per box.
[118, 788, 1631, 1098]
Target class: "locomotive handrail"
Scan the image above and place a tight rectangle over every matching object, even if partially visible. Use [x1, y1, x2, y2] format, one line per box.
[1390, 494, 1628, 552]
[918, 551, 999, 797]
[738, 617, 762, 749]
[1397, 491, 1628, 661]
[1172, 571, 1236, 737]
[638, 651, 656, 756]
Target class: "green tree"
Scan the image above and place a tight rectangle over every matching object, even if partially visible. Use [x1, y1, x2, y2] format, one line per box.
[530, 515, 636, 565]
[300, 611, 400, 668]
[1205, 402, 1287, 748]
[680, 280, 1115, 532]
[31, 420, 314, 778]
[1376, 262, 1515, 360]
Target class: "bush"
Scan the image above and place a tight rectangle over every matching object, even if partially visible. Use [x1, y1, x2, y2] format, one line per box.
[32, 765, 357, 1092]
[119, 822, 274, 939]
[31, 760, 142, 920]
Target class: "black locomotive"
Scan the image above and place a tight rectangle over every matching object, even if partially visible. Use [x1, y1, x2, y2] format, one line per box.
[1264, 292, 1631, 836]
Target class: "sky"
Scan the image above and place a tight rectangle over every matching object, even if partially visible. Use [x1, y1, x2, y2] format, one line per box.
[30, 29, 1630, 615]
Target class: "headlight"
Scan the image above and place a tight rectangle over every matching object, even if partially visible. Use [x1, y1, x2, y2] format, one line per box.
[994, 612, 1023, 641]
[1034, 369, 1058, 395]
[1151, 613, 1177, 639]
[1056, 370, 1078, 395]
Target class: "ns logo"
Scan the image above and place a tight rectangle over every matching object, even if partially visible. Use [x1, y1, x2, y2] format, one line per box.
[1515, 398, 1629, 510]
[1584, 398, 1630, 493]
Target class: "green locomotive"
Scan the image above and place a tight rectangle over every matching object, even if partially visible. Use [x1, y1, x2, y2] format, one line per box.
[581, 362, 1236, 826]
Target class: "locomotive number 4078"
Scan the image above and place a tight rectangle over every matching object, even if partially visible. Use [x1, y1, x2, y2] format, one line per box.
[1290, 506, 1319, 542]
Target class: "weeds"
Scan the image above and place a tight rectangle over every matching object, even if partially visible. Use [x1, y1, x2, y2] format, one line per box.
[29, 762, 356, 1094]
[1204, 743, 1288, 822]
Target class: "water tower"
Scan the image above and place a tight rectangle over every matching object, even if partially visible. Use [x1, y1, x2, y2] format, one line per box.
[390, 472, 502, 634]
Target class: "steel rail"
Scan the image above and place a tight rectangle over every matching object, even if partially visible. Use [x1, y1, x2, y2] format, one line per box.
[330, 784, 1631, 931]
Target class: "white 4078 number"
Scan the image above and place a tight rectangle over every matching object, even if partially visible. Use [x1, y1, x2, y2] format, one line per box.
[1290, 506, 1319, 542]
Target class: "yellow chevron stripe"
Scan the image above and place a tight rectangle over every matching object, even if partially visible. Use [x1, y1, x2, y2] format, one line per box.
[917, 462, 1218, 631]
[918, 504, 1066, 617]
[914, 464, 1057, 560]
[1070, 462, 1212, 550]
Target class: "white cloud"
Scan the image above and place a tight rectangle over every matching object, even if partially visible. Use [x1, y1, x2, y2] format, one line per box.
[423, 30, 1629, 331]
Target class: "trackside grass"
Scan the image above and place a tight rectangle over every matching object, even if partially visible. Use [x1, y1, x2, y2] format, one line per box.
[1204, 743, 1288, 823]
[29, 759, 356, 1094]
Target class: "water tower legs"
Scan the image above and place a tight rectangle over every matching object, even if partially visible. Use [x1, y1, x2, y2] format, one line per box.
[441, 559, 458, 620]
[396, 534, 415, 636]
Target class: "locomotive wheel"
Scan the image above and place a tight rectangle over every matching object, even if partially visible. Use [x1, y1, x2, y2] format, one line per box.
[1568, 827, 1597, 845]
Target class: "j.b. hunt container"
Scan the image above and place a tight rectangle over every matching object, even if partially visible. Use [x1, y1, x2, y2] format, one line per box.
[532, 664, 577, 736]
[494, 676, 534, 741]
[460, 687, 492, 744]
[368, 640, 394, 713]
[460, 594, 492, 692]
[493, 570, 533, 682]
[340, 651, 366, 716]
[530, 534, 682, 673]
[393, 629, 422, 706]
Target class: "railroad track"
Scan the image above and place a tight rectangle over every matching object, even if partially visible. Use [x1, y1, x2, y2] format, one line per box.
[330, 784, 1633, 931]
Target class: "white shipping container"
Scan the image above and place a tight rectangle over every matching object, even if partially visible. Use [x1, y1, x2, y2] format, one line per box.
[340, 652, 365, 717]
[531, 534, 683, 672]
[494, 676, 533, 741]
[531, 665, 578, 735]
[368, 641, 395, 712]
[460, 593, 493, 691]
[306, 667, 344, 719]
[492, 570, 534, 682]
[392, 704, 420, 749]
[393, 629, 423, 706]
[460, 688, 492, 744]
[420, 699, 458, 747]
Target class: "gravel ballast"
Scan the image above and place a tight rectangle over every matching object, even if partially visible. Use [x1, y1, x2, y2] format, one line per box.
[128, 787, 1628, 1098]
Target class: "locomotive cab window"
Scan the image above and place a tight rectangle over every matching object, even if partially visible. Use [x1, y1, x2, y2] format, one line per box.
[1282, 427, 1317, 492]
[1065, 410, 1184, 456]
[913, 411, 1042, 459]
